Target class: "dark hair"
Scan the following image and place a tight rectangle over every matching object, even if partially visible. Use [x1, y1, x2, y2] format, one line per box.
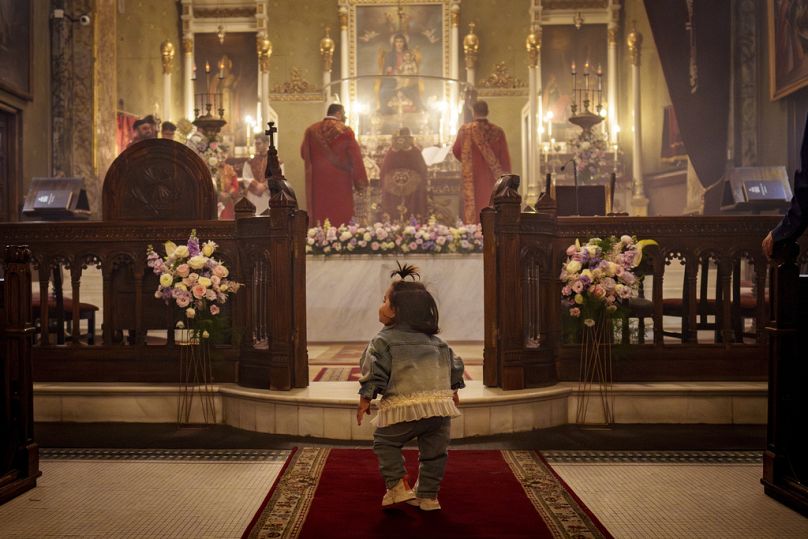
[472, 100, 489, 117]
[388, 280, 439, 335]
[161, 121, 177, 132]
[327, 103, 344, 116]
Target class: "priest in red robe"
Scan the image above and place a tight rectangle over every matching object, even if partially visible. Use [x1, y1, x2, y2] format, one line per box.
[452, 100, 511, 223]
[301, 104, 369, 225]
[379, 127, 428, 222]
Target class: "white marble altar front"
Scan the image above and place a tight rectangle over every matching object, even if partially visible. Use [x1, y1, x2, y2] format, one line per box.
[306, 254, 484, 342]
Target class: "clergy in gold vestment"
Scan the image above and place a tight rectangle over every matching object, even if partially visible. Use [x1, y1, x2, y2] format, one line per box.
[452, 100, 511, 223]
[301, 104, 369, 225]
[379, 128, 428, 222]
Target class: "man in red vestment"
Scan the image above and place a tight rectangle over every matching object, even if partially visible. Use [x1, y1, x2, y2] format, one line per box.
[379, 128, 428, 222]
[452, 100, 511, 223]
[301, 104, 369, 225]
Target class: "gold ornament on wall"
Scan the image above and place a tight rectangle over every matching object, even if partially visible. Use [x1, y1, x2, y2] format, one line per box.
[463, 22, 479, 70]
[273, 67, 315, 94]
[160, 41, 175, 74]
[627, 22, 643, 66]
[257, 36, 272, 73]
[525, 27, 541, 67]
[479, 62, 525, 89]
[451, 3, 460, 27]
[320, 27, 335, 72]
[339, 5, 349, 30]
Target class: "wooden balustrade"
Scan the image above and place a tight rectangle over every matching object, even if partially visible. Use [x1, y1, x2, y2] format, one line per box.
[0, 138, 308, 390]
[483, 175, 808, 390]
[0, 207, 308, 390]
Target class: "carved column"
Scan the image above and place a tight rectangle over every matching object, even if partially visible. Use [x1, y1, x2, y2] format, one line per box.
[320, 27, 335, 100]
[450, 2, 460, 108]
[526, 4, 542, 201]
[161, 41, 175, 122]
[339, 3, 350, 104]
[182, 36, 194, 120]
[627, 24, 648, 216]
[94, 0, 117, 191]
[607, 0, 620, 143]
[463, 23, 479, 86]
[257, 37, 272, 127]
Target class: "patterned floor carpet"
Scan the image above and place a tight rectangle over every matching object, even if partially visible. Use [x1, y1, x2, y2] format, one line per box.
[243, 448, 612, 539]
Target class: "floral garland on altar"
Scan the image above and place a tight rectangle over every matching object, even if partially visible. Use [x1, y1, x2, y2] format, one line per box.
[186, 131, 232, 193]
[306, 218, 483, 255]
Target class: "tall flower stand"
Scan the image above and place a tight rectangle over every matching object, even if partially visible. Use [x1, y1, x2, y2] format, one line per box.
[575, 313, 615, 425]
[177, 331, 217, 426]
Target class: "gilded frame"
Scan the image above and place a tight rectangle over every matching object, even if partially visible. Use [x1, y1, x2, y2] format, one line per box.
[345, 0, 452, 104]
[768, 0, 808, 100]
[0, 0, 32, 100]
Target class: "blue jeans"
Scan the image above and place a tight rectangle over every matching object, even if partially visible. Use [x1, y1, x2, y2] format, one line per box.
[372, 415, 451, 499]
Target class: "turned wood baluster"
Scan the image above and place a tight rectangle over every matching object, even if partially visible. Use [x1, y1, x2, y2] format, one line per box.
[684, 255, 698, 343]
[37, 257, 50, 346]
[653, 252, 664, 347]
[69, 261, 82, 346]
[102, 265, 113, 346]
[755, 256, 767, 344]
[719, 257, 733, 346]
[133, 263, 145, 346]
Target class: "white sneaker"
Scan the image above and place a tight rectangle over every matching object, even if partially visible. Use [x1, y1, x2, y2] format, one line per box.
[381, 478, 416, 507]
[406, 497, 442, 511]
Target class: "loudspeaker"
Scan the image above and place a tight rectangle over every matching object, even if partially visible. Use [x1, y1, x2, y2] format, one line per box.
[555, 185, 607, 216]
[22, 178, 90, 220]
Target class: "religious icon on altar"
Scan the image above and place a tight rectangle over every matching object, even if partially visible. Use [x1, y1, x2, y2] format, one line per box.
[349, 1, 450, 129]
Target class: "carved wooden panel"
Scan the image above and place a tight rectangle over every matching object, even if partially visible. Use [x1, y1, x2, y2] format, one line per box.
[102, 139, 216, 221]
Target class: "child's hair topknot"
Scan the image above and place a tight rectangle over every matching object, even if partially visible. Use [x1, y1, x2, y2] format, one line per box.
[390, 261, 420, 281]
[387, 262, 438, 335]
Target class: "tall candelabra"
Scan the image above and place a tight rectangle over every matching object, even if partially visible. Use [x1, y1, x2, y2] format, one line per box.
[191, 60, 227, 139]
[569, 61, 605, 133]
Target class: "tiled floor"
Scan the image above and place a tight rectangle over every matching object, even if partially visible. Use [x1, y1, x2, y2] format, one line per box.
[0, 450, 288, 539]
[549, 455, 808, 539]
[2, 449, 806, 538]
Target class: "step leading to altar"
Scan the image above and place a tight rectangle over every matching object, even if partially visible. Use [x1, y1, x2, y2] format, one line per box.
[34, 381, 767, 441]
[306, 254, 484, 342]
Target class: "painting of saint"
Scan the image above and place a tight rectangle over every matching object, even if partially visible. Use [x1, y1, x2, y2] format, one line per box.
[769, 0, 808, 99]
[0, 0, 31, 99]
[353, 3, 445, 120]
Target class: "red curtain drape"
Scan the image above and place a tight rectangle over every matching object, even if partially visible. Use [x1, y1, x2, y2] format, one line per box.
[643, 0, 731, 188]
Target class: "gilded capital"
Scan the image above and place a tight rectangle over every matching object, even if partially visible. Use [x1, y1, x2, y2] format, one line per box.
[257, 37, 273, 73]
[451, 4, 460, 27]
[627, 23, 643, 66]
[160, 41, 175, 74]
[463, 22, 479, 70]
[608, 27, 617, 45]
[525, 27, 541, 67]
[320, 27, 335, 72]
[181, 37, 193, 55]
[339, 5, 348, 30]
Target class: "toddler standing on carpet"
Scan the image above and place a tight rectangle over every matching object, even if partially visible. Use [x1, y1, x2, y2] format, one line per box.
[356, 263, 465, 511]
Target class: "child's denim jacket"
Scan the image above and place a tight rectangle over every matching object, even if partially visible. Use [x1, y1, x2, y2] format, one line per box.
[358, 325, 465, 427]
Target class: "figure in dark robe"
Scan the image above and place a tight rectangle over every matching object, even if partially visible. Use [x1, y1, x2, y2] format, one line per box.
[380, 128, 428, 222]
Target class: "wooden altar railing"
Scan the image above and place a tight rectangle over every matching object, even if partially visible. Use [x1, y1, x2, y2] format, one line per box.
[0, 138, 308, 391]
[0, 205, 308, 390]
[482, 175, 808, 390]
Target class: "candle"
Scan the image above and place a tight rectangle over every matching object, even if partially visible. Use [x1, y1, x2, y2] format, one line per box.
[192, 63, 197, 81]
[205, 61, 211, 74]
[218, 60, 225, 79]
[584, 61, 590, 91]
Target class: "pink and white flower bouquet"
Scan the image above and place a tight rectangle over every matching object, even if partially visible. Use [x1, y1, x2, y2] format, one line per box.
[147, 230, 242, 340]
[559, 235, 657, 327]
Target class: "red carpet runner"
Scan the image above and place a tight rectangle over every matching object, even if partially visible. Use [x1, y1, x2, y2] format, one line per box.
[243, 448, 612, 539]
